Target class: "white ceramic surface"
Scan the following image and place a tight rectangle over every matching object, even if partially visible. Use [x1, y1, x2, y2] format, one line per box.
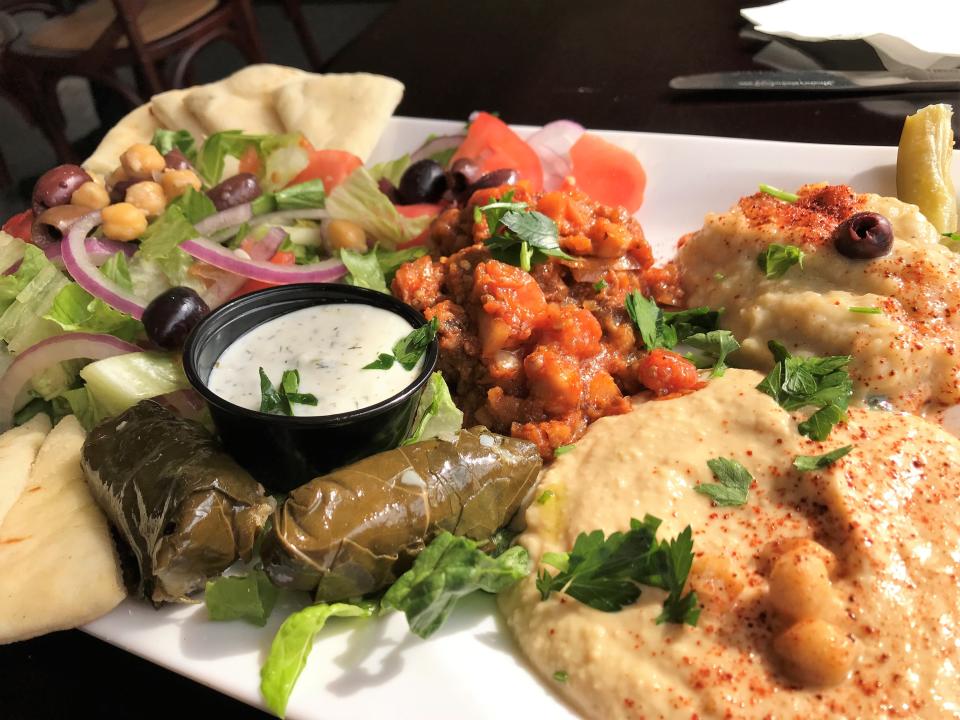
[83, 116, 960, 720]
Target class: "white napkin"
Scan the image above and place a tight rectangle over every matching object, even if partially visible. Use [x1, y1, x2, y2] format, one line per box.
[742, 0, 960, 70]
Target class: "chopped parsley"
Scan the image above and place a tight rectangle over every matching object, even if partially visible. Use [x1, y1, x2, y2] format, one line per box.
[593, 278, 608, 292]
[695, 458, 753, 507]
[713, 272, 726, 281]
[536, 489, 556, 505]
[684, 330, 740, 378]
[258, 368, 318, 416]
[943, 231, 960, 250]
[757, 243, 805, 279]
[476, 192, 574, 271]
[554, 444, 576, 456]
[536, 515, 700, 626]
[756, 340, 853, 440]
[758, 183, 799, 202]
[553, 670, 569, 683]
[793, 445, 853, 471]
[848, 306, 882, 315]
[364, 317, 439, 371]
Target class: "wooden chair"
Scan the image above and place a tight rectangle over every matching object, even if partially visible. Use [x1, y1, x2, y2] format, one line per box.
[3, 0, 266, 162]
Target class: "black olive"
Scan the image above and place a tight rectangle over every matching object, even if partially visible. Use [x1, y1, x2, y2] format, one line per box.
[206, 173, 262, 211]
[32, 164, 91, 214]
[163, 148, 191, 171]
[398, 159, 447, 204]
[108, 178, 135, 204]
[464, 168, 518, 198]
[447, 158, 481, 194]
[143, 287, 210, 349]
[832, 212, 894, 259]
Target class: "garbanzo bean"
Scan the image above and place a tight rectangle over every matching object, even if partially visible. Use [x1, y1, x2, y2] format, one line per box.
[687, 553, 743, 612]
[70, 181, 110, 210]
[121, 143, 165, 179]
[773, 618, 855, 686]
[768, 546, 835, 621]
[161, 168, 202, 200]
[324, 219, 367, 252]
[125, 181, 166, 217]
[101, 202, 147, 242]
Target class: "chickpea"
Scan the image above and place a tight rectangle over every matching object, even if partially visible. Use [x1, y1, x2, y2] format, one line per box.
[121, 143, 165, 179]
[773, 618, 855, 686]
[687, 553, 744, 612]
[768, 546, 836, 621]
[125, 181, 166, 217]
[324, 219, 367, 252]
[759, 537, 838, 576]
[101, 202, 147, 242]
[161, 168, 202, 200]
[70, 181, 110, 210]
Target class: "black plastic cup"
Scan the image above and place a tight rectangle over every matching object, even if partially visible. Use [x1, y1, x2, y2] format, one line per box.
[183, 283, 438, 493]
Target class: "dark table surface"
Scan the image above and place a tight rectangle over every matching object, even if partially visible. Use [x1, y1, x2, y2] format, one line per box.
[5, 1, 957, 719]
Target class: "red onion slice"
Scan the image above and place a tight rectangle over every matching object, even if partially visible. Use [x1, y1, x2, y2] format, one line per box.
[526, 120, 585, 191]
[410, 134, 466, 166]
[62, 211, 147, 319]
[3, 259, 22, 276]
[194, 203, 253, 237]
[180, 236, 345, 284]
[246, 227, 286, 260]
[0, 332, 140, 430]
[44, 236, 135, 267]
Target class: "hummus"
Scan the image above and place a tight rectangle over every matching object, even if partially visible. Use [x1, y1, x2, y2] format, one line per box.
[676, 185, 960, 412]
[499, 369, 960, 719]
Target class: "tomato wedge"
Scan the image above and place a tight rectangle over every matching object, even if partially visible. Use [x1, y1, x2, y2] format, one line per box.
[290, 149, 362, 193]
[569, 133, 646, 213]
[3, 209, 33, 242]
[395, 203, 441, 219]
[452, 112, 543, 192]
[238, 145, 261, 176]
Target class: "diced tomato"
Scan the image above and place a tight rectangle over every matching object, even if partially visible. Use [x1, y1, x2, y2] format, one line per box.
[569, 133, 646, 213]
[290, 149, 362, 192]
[452, 112, 543, 192]
[396, 203, 441, 219]
[3, 209, 33, 242]
[638, 349, 700, 396]
[238, 145, 261, 176]
[233, 250, 297, 297]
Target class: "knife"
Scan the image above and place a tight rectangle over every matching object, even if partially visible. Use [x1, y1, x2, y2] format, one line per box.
[669, 70, 960, 93]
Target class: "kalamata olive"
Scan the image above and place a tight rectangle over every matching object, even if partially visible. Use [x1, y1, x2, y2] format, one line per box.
[164, 148, 191, 171]
[464, 168, 519, 197]
[832, 212, 894, 259]
[142, 286, 210, 349]
[108, 178, 136, 204]
[32, 164, 91, 214]
[398, 159, 447, 204]
[377, 177, 400, 204]
[31, 204, 90, 247]
[447, 158, 481, 194]
[206, 173, 262, 211]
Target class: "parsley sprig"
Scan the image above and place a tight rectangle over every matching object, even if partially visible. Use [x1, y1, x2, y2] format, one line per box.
[757, 243, 805, 279]
[793, 445, 853, 471]
[756, 340, 853, 440]
[475, 192, 574, 271]
[624, 292, 739, 376]
[695, 458, 753, 507]
[259, 368, 318, 416]
[364, 317, 439, 371]
[536, 515, 700, 626]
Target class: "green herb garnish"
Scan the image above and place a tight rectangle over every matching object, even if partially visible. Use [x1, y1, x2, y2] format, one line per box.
[476, 192, 574, 271]
[625, 291, 669, 349]
[758, 183, 799, 202]
[151, 128, 196, 162]
[554, 444, 576, 456]
[942, 231, 960, 250]
[258, 367, 318, 415]
[793, 445, 853, 471]
[848, 306, 882, 314]
[364, 317, 439, 372]
[205, 570, 278, 627]
[757, 243, 805, 279]
[593, 278, 608, 292]
[536, 515, 700, 625]
[756, 340, 853, 440]
[536, 489, 556, 504]
[695, 458, 753, 507]
[382, 531, 531, 639]
[683, 330, 740, 377]
[553, 670, 569, 683]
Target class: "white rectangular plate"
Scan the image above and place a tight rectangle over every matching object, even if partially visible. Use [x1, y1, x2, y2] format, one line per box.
[84, 116, 955, 720]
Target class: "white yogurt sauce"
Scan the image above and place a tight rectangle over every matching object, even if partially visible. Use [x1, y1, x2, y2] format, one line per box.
[207, 303, 423, 416]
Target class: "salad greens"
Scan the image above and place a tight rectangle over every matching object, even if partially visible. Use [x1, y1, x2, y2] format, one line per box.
[151, 129, 196, 162]
[326, 167, 432, 247]
[402, 371, 463, 445]
[205, 570, 279, 627]
[196, 130, 302, 186]
[382, 531, 531, 639]
[76, 352, 190, 423]
[340, 245, 428, 293]
[369, 154, 411, 186]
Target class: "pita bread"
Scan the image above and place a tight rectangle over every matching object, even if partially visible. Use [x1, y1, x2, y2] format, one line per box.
[183, 64, 307, 135]
[83, 103, 158, 178]
[150, 88, 206, 141]
[0, 414, 50, 531]
[273, 73, 404, 161]
[0, 416, 125, 644]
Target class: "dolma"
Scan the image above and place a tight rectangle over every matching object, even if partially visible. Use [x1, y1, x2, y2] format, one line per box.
[261, 427, 541, 602]
[81, 400, 275, 604]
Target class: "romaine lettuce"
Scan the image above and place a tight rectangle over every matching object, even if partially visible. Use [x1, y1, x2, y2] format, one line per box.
[78, 351, 189, 419]
[403, 372, 462, 445]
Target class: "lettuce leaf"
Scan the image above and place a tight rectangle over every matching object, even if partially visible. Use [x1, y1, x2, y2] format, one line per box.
[44, 284, 142, 341]
[0, 231, 26, 286]
[151, 129, 196, 162]
[402, 372, 463, 445]
[138, 205, 199, 284]
[205, 570, 279, 627]
[325, 167, 432, 249]
[260, 601, 375, 718]
[340, 245, 427, 293]
[79, 351, 189, 418]
[273, 179, 326, 211]
[0, 245, 69, 349]
[197, 130, 302, 185]
[370, 154, 411, 186]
